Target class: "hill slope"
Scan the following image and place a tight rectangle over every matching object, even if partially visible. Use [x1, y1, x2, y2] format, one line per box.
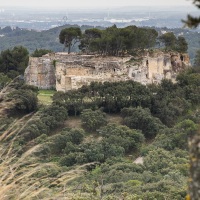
[1, 70, 200, 199]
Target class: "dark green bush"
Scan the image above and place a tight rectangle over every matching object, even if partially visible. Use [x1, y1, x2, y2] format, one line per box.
[81, 109, 107, 132]
[121, 107, 164, 139]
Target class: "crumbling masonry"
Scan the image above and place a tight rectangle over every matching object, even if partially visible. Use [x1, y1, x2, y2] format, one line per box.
[24, 51, 190, 92]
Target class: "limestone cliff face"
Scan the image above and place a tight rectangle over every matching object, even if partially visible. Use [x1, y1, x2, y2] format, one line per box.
[24, 52, 190, 92]
[24, 56, 56, 89]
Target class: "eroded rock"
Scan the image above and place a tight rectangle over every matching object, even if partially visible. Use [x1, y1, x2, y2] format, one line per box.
[24, 52, 190, 92]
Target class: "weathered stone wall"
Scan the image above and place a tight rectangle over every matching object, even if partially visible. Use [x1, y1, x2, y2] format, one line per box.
[24, 57, 56, 89]
[54, 54, 130, 91]
[24, 52, 190, 92]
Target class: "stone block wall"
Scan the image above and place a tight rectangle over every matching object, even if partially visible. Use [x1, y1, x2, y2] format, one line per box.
[24, 57, 56, 89]
[24, 52, 190, 92]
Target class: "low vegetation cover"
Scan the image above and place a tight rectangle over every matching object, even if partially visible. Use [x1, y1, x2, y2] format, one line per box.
[0, 67, 200, 199]
[37, 89, 56, 105]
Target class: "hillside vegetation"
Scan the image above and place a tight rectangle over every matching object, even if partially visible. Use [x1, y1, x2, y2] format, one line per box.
[0, 68, 200, 199]
[0, 23, 199, 199]
[0, 25, 199, 62]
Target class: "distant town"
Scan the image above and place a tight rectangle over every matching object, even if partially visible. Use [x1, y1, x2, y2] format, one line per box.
[0, 6, 199, 31]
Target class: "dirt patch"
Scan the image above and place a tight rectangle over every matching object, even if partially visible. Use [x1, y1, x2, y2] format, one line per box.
[133, 157, 144, 165]
[65, 114, 123, 130]
[64, 117, 82, 129]
[107, 114, 123, 125]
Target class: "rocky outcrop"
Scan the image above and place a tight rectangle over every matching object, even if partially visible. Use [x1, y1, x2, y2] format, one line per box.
[24, 51, 190, 92]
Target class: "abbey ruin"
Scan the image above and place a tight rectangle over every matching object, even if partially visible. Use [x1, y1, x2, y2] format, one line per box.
[24, 51, 190, 92]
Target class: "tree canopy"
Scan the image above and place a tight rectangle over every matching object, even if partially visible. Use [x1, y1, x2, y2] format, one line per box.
[59, 27, 82, 53]
[81, 109, 108, 132]
[31, 48, 53, 57]
[159, 32, 188, 52]
[59, 25, 190, 55]
[0, 46, 29, 78]
[79, 25, 158, 56]
[183, 0, 200, 28]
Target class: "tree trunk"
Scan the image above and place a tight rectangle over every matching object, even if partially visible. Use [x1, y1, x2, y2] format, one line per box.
[68, 44, 71, 54]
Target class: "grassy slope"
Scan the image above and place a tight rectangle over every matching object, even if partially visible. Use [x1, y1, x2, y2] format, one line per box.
[37, 90, 56, 105]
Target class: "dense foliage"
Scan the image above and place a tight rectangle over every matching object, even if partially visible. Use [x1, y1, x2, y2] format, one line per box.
[52, 74, 200, 128]
[59, 27, 82, 53]
[0, 46, 29, 78]
[159, 32, 188, 52]
[31, 48, 53, 57]
[0, 24, 199, 62]
[81, 109, 108, 132]
[19, 104, 68, 142]
[53, 81, 152, 114]
[9, 88, 38, 113]
[57, 123, 144, 166]
[121, 107, 164, 139]
[79, 25, 158, 55]
[0, 26, 199, 198]
[1, 68, 200, 199]
[0, 73, 11, 89]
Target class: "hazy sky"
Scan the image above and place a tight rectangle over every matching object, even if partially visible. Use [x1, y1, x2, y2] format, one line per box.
[0, 0, 193, 8]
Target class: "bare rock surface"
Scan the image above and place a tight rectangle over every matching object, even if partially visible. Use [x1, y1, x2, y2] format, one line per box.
[24, 52, 190, 91]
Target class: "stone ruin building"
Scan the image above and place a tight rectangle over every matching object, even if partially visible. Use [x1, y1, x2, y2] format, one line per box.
[24, 51, 190, 92]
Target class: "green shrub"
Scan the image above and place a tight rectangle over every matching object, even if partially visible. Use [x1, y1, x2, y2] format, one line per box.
[81, 109, 107, 132]
[98, 123, 144, 153]
[9, 89, 38, 113]
[59, 153, 77, 166]
[121, 107, 164, 139]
